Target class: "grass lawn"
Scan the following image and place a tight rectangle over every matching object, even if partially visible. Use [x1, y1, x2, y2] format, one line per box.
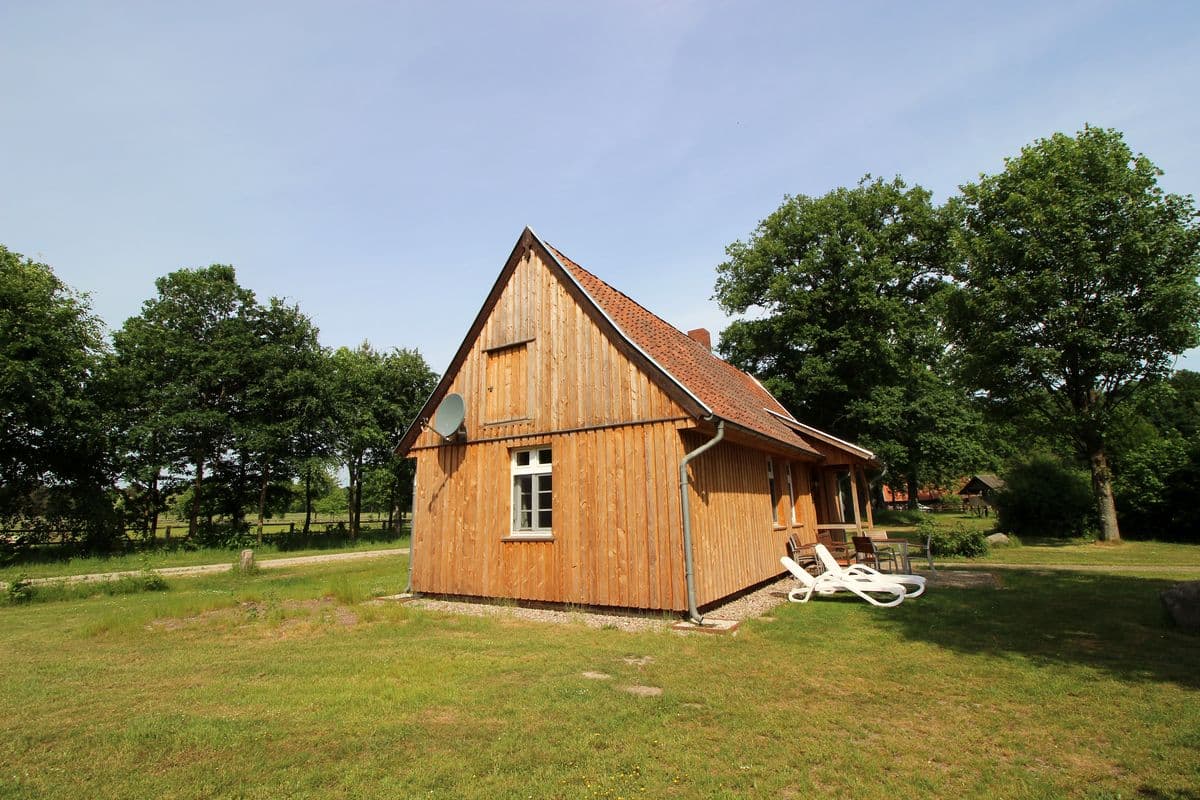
[0, 535, 410, 583]
[3, 558, 1198, 798]
[876, 511, 1200, 569]
[971, 538, 1200, 568]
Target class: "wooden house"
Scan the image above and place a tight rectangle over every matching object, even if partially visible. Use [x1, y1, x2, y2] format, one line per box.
[958, 473, 1006, 510]
[396, 228, 878, 620]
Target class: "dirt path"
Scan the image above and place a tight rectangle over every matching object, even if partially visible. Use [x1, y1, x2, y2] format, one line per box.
[7, 548, 409, 588]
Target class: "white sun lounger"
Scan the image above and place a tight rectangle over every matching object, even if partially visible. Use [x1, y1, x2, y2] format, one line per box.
[814, 544, 927, 598]
[780, 556, 907, 608]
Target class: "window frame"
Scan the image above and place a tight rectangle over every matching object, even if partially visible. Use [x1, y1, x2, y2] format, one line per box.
[767, 457, 781, 526]
[509, 446, 553, 539]
[785, 462, 798, 526]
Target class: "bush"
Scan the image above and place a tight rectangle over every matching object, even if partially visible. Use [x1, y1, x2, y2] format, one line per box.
[6, 575, 33, 604]
[994, 455, 1096, 538]
[189, 521, 255, 549]
[917, 518, 989, 557]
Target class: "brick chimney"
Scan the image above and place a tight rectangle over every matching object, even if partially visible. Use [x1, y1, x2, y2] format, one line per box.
[686, 327, 712, 351]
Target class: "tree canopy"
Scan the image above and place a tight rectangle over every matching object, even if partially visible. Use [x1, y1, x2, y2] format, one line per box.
[714, 176, 985, 501]
[0, 246, 110, 534]
[950, 125, 1200, 540]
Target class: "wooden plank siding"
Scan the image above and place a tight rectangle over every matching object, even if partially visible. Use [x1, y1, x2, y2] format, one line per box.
[409, 247, 696, 609]
[412, 421, 690, 610]
[683, 437, 821, 608]
[406, 241, 872, 613]
[410, 248, 687, 450]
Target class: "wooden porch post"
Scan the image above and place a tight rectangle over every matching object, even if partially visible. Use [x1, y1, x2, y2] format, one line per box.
[848, 466, 863, 533]
[859, 464, 875, 531]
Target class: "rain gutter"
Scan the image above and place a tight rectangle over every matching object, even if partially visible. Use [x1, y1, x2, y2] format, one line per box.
[678, 417, 725, 625]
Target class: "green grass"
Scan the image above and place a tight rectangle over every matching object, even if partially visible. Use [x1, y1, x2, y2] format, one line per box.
[2, 557, 1198, 798]
[876, 511, 1200, 569]
[970, 538, 1200, 567]
[0, 535, 410, 583]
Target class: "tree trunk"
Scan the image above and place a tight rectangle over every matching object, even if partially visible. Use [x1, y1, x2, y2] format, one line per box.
[386, 479, 396, 533]
[256, 467, 270, 545]
[349, 456, 361, 539]
[303, 466, 312, 535]
[149, 470, 160, 541]
[232, 453, 247, 530]
[353, 472, 363, 539]
[906, 472, 920, 511]
[1088, 445, 1121, 542]
[190, 457, 203, 538]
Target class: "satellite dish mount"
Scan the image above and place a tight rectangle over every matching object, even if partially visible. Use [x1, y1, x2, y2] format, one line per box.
[430, 393, 467, 442]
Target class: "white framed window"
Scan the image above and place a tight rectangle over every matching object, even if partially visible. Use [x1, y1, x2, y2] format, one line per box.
[767, 457, 780, 525]
[511, 446, 553, 535]
[785, 462, 797, 525]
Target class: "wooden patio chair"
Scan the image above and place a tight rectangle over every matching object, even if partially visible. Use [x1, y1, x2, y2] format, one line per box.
[786, 534, 821, 575]
[816, 530, 856, 567]
[852, 535, 898, 574]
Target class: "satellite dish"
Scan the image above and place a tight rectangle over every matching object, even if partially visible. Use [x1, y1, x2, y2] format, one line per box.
[431, 393, 466, 440]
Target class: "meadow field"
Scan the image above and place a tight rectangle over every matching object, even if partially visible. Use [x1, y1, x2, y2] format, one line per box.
[2, 540, 1198, 799]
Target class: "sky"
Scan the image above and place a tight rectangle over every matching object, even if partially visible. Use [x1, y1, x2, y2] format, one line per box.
[3, 0, 1199, 374]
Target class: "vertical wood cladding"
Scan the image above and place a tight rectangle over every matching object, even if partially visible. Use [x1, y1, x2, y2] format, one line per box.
[408, 242, 861, 612]
[412, 421, 690, 610]
[683, 438, 820, 607]
[411, 248, 686, 449]
[410, 246, 693, 609]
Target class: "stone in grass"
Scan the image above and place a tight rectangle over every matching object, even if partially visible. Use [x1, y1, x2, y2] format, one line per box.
[1160, 581, 1200, 633]
[986, 532, 1010, 546]
[581, 671, 612, 680]
[239, 549, 256, 572]
[622, 685, 663, 697]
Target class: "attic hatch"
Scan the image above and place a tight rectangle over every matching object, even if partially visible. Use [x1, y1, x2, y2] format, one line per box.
[484, 341, 529, 424]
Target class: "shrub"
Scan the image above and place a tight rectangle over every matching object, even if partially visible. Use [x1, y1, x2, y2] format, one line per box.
[995, 455, 1096, 538]
[6, 575, 33, 604]
[918, 518, 989, 557]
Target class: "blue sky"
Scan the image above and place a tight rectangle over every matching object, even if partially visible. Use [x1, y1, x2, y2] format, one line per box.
[3, 0, 1199, 373]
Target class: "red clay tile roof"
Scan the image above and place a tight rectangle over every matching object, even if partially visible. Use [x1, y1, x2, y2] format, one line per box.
[542, 241, 828, 458]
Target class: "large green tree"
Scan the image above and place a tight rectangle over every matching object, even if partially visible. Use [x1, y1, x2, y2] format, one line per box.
[714, 176, 983, 502]
[950, 126, 1200, 541]
[112, 266, 258, 538]
[242, 298, 331, 541]
[329, 344, 436, 537]
[0, 246, 112, 541]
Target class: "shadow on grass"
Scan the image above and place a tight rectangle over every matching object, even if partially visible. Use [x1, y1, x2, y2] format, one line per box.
[872, 568, 1200, 689]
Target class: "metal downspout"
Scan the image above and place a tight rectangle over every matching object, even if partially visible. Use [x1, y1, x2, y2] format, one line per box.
[679, 418, 725, 625]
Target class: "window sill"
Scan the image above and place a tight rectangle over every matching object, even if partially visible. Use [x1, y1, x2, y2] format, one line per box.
[501, 534, 555, 542]
[773, 525, 787, 531]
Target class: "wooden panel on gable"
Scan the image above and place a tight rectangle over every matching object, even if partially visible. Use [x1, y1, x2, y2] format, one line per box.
[411, 246, 689, 450]
[484, 342, 529, 424]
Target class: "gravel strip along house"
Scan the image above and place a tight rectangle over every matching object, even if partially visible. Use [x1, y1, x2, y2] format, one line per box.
[396, 228, 878, 621]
